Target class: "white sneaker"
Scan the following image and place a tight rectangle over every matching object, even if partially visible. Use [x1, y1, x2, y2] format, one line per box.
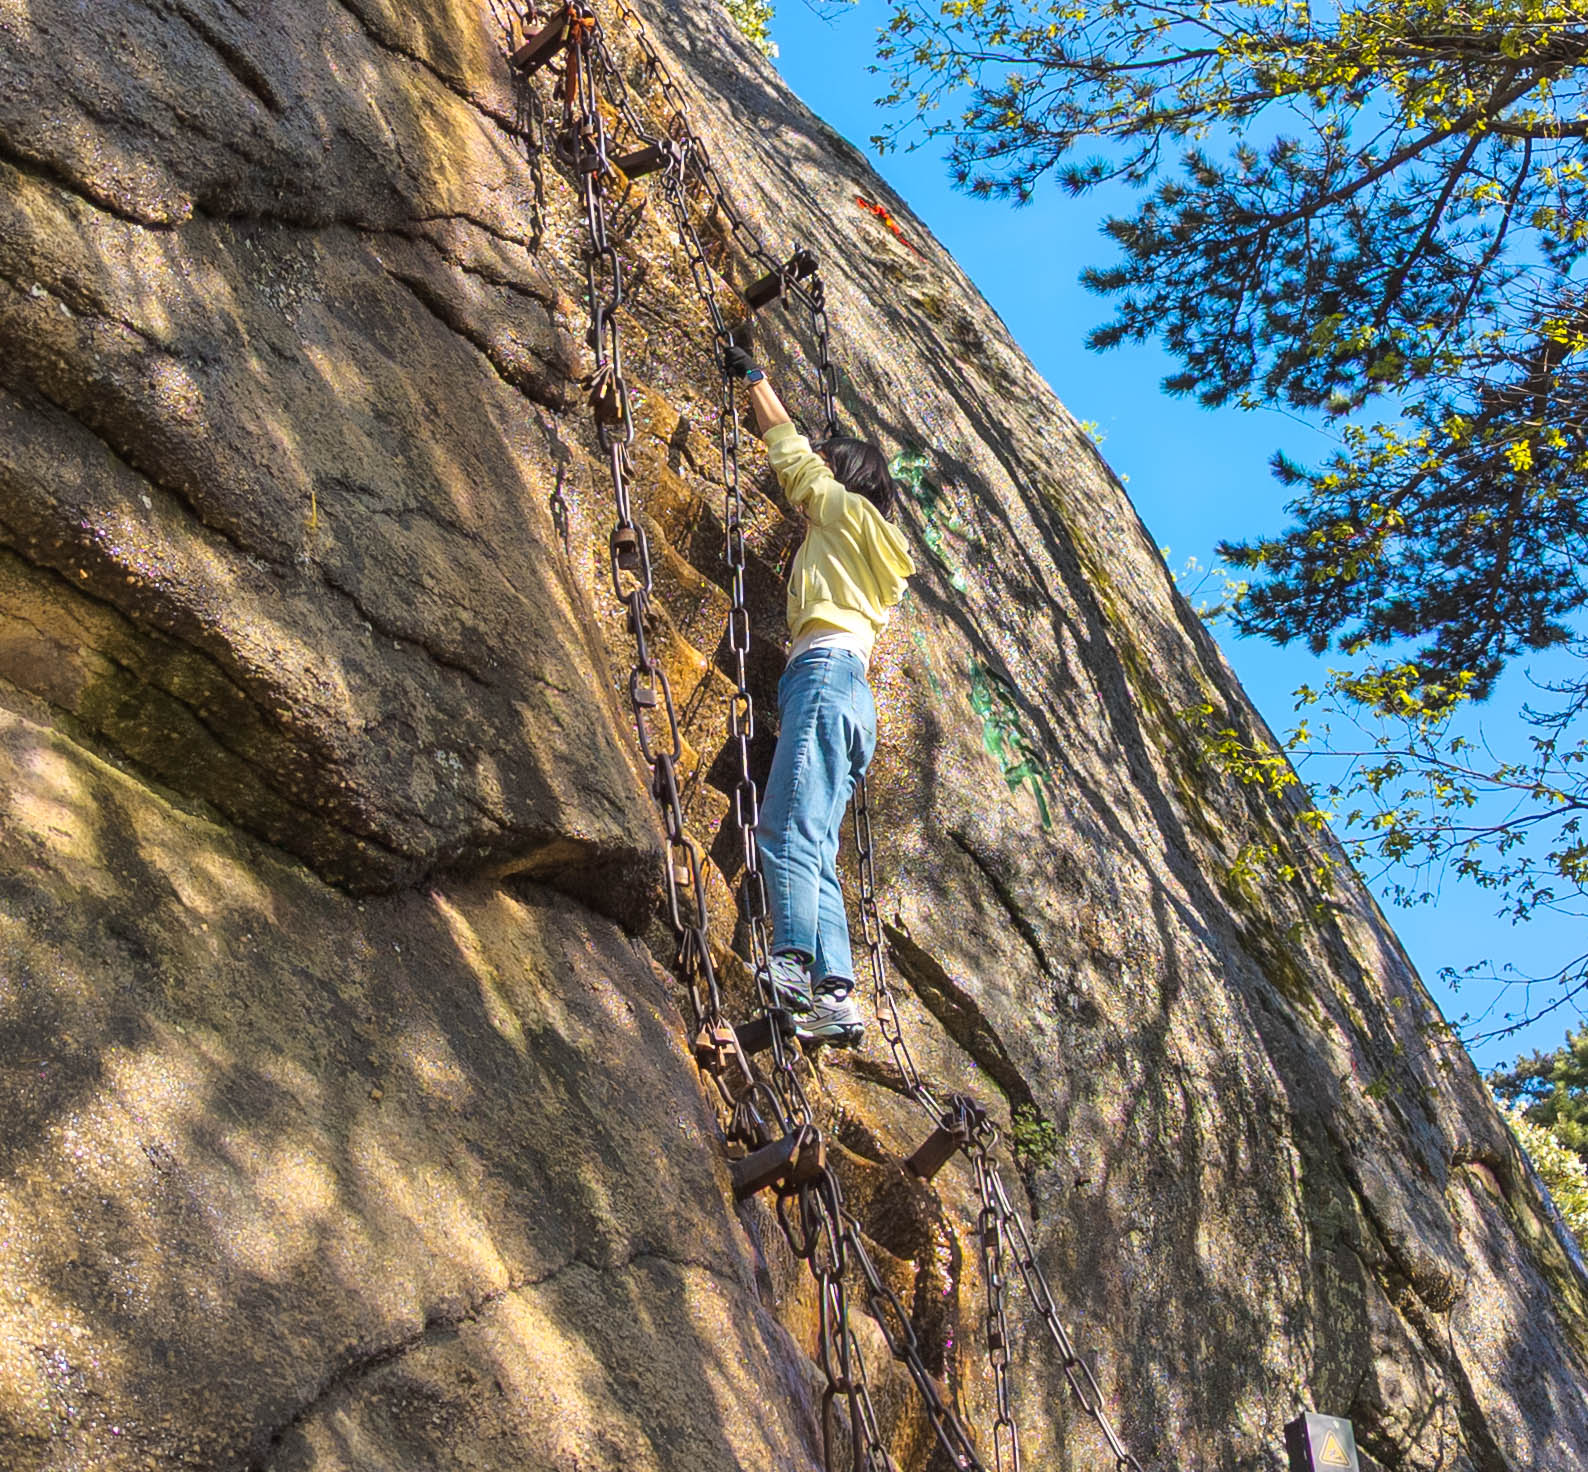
[766, 952, 814, 1014]
[796, 978, 864, 1048]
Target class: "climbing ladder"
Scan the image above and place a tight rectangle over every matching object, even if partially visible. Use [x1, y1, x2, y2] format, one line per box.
[494, 3, 1149, 1467]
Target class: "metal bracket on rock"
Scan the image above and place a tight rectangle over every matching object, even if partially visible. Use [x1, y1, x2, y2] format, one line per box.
[742, 247, 819, 311]
[509, 5, 570, 73]
[612, 139, 683, 179]
[731, 1125, 826, 1199]
[907, 1118, 971, 1183]
[732, 1007, 795, 1058]
[907, 1094, 990, 1181]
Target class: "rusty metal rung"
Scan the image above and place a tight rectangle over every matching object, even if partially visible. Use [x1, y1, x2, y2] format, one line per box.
[731, 1127, 825, 1198]
[741, 272, 783, 311]
[742, 249, 819, 312]
[906, 1120, 968, 1181]
[509, 9, 570, 72]
[733, 1009, 791, 1058]
[613, 142, 674, 179]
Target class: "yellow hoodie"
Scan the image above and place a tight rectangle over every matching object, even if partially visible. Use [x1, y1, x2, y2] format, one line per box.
[763, 421, 916, 665]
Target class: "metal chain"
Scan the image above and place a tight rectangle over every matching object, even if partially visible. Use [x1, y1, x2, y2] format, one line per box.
[606, 0, 780, 278]
[504, 5, 1154, 1468]
[969, 1121, 1147, 1472]
[520, 0, 766, 1148]
[857, 750, 1152, 1469]
[974, 1138, 1021, 1472]
[855, 778, 1028, 1464]
[594, 36, 988, 1469]
[580, 0, 871, 1151]
[658, 146, 774, 977]
[512, 8, 990, 1468]
[792, 252, 840, 442]
[604, 31, 808, 1107]
[574, 0, 860, 1165]
[606, 0, 839, 435]
[852, 775, 940, 1120]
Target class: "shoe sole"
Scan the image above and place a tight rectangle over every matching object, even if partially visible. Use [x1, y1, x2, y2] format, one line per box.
[796, 1023, 864, 1049]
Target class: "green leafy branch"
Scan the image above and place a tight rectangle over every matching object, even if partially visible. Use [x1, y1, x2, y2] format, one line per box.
[1163, 547, 1251, 624]
[875, 0, 1588, 703]
[1285, 659, 1588, 1041]
[1496, 1091, 1588, 1243]
[1180, 700, 1339, 901]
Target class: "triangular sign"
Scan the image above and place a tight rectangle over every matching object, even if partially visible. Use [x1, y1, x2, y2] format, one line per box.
[1318, 1430, 1352, 1468]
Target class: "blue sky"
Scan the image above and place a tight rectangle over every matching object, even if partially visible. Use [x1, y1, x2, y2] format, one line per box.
[768, 0, 1581, 1072]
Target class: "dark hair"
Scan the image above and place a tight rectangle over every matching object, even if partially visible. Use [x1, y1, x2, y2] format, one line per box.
[816, 437, 898, 519]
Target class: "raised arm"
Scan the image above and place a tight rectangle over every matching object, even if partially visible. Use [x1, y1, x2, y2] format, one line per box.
[724, 343, 790, 435]
[722, 346, 846, 523]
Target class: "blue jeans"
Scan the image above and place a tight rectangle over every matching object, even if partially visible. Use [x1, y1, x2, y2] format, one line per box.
[756, 648, 877, 983]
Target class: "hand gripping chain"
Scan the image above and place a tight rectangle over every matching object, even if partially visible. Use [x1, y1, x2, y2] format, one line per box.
[500, 3, 1150, 1467]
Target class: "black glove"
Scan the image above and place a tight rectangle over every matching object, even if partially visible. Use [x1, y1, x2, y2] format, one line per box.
[722, 344, 758, 380]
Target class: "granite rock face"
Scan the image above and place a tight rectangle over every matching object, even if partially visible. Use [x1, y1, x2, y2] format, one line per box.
[0, 1, 1583, 1470]
[0, 0, 653, 913]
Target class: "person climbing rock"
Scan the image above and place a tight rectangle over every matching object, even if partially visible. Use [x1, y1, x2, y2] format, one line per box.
[724, 343, 915, 1047]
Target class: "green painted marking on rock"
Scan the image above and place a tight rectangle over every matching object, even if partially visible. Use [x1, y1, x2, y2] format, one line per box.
[893, 449, 1048, 827]
[891, 447, 969, 592]
[968, 659, 1053, 831]
[891, 448, 931, 496]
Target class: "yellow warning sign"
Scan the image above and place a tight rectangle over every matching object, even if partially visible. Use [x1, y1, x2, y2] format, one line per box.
[1318, 1430, 1352, 1468]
